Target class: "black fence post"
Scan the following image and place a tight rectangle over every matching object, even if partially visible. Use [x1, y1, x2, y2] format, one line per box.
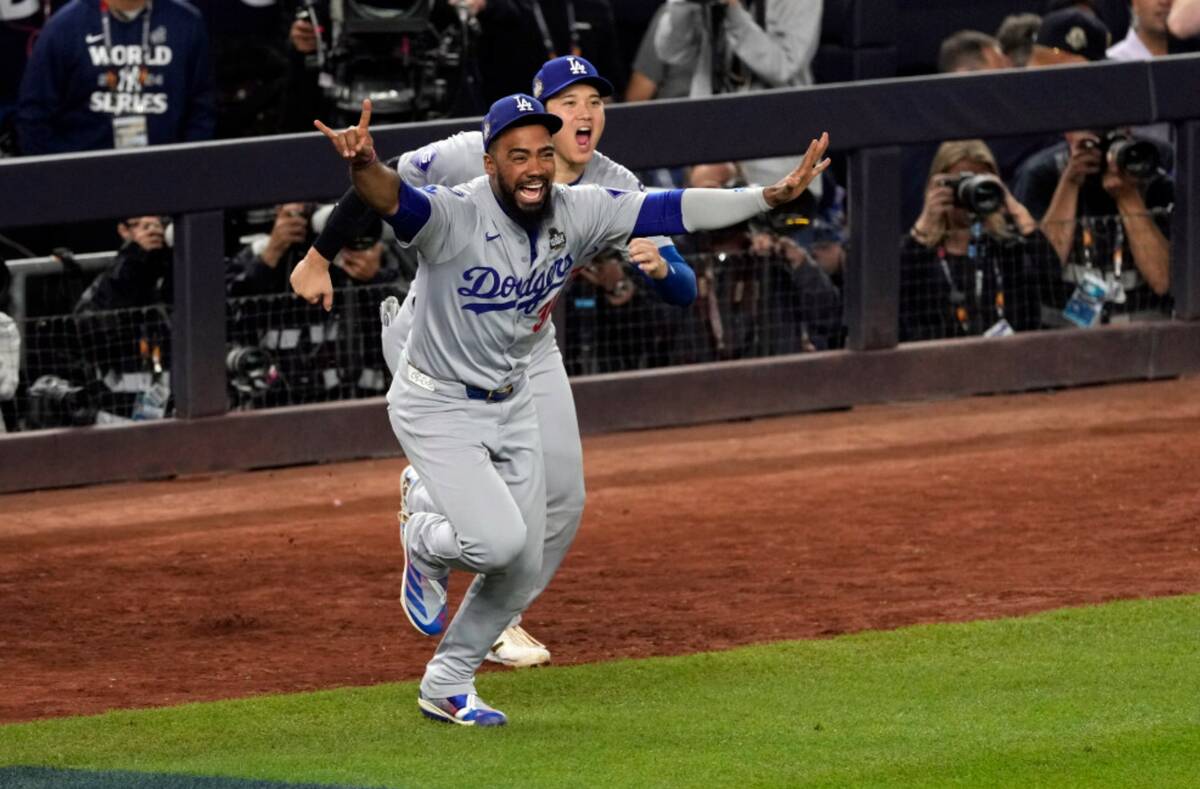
[1172, 121, 1200, 320]
[846, 146, 901, 351]
[172, 210, 227, 418]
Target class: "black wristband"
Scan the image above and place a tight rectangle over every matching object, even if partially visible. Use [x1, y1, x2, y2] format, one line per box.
[314, 188, 375, 260]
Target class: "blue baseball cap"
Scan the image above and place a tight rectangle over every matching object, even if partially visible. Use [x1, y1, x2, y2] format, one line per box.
[531, 55, 614, 102]
[482, 93, 564, 150]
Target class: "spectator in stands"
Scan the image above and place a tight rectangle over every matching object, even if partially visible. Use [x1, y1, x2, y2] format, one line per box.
[227, 202, 404, 297]
[193, 0, 290, 138]
[996, 13, 1042, 66]
[755, 218, 844, 353]
[625, 3, 694, 102]
[1169, 0, 1200, 36]
[901, 26, 1041, 228]
[1014, 9, 1174, 323]
[470, 1, 623, 105]
[1028, 6, 1111, 66]
[226, 201, 313, 297]
[654, 0, 822, 189]
[938, 30, 1012, 73]
[1109, 0, 1174, 58]
[17, 0, 215, 155]
[902, 140, 1053, 342]
[1107, 0, 1176, 143]
[75, 216, 172, 312]
[1, 1, 70, 155]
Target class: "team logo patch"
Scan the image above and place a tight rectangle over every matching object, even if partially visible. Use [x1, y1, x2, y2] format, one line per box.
[532, 78, 544, 99]
[482, 120, 491, 139]
[515, 96, 534, 113]
[549, 228, 566, 251]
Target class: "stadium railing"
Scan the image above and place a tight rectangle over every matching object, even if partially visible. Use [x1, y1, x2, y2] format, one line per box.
[1, 56, 1197, 491]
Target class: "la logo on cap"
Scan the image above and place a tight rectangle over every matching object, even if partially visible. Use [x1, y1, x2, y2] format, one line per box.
[568, 57, 587, 75]
[516, 96, 534, 112]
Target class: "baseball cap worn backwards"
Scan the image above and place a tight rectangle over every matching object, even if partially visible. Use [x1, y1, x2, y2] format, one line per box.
[1035, 8, 1111, 61]
[532, 55, 614, 101]
[482, 94, 564, 150]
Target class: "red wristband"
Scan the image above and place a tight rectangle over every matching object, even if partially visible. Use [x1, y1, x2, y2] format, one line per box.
[350, 149, 377, 171]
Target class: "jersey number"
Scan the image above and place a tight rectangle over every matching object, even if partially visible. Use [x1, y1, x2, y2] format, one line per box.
[533, 292, 561, 333]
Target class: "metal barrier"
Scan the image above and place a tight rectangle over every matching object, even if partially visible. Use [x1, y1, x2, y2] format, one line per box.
[1, 56, 1199, 491]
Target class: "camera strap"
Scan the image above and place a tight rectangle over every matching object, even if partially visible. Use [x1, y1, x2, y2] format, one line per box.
[99, 0, 154, 72]
[530, 0, 581, 60]
[937, 221, 1005, 334]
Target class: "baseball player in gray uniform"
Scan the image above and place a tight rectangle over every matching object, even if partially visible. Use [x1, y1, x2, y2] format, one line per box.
[312, 91, 829, 726]
[295, 56, 696, 671]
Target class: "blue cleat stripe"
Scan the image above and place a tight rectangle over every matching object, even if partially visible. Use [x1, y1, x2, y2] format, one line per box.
[405, 586, 428, 617]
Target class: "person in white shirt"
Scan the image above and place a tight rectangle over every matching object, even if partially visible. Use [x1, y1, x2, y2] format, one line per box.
[1107, 0, 1175, 144]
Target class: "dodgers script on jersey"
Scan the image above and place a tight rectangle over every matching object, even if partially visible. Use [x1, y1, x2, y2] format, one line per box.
[388, 131, 647, 361]
[391, 175, 647, 392]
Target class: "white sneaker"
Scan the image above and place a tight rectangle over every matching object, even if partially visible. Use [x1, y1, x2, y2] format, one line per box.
[486, 625, 551, 668]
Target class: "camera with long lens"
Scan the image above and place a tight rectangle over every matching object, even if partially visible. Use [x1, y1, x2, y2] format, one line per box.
[939, 172, 1005, 216]
[27, 374, 96, 428]
[226, 345, 279, 397]
[313, 0, 475, 123]
[1080, 130, 1160, 179]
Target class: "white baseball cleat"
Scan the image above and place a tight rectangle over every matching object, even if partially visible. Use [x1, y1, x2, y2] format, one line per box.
[486, 625, 551, 668]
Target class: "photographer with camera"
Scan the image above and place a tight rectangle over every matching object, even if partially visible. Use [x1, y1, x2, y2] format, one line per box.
[226, 202, 314, 296]
[1013, 9, 1174, 324]
[75, 216, 172, 313]
[902, 140, 1054, 342]
[654, 0, 821, 190]
[227, 201, 405, 296]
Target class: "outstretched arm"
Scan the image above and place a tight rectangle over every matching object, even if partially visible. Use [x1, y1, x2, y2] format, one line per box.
[631, 133, 832, 237]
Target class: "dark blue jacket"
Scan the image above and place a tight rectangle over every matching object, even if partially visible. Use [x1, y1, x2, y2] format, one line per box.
[17, 0, 214, 155]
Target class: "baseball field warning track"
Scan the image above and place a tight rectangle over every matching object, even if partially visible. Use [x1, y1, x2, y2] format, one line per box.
[3, 377, 1198, 723]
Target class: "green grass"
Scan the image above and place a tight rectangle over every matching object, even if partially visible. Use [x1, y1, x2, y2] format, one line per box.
[3, 596, 1199, 788]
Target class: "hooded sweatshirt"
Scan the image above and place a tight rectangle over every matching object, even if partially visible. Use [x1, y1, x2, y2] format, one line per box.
[17, 0, 214, 155]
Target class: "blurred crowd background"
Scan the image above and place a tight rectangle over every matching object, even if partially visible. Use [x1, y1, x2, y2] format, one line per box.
[1, 0, 1197, 432]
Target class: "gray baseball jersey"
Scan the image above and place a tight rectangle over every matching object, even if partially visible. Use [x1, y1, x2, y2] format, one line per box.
[393, 176, 648, 393]
[396, 131, 643, 194]
[392, 131, 649, 355]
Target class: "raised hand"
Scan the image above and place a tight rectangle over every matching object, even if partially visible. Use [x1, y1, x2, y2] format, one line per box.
[628, 238, 667, 280]
[763, 132, 832, 208]
[314, 99, 377, 169]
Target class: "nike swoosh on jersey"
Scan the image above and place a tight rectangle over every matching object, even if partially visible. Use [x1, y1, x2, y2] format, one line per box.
[86, 33, 104, 43]
[485, 233, 501, 242]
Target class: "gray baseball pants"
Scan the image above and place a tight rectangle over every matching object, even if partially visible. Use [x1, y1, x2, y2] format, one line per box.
[389, 361, 547, 698]
[383, 294, 587, 620]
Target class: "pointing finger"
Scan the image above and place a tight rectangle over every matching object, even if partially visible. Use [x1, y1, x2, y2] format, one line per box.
[358, 99, 372, 133]
[314, 119, 338, 141]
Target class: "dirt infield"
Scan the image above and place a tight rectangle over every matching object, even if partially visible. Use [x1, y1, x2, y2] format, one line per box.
[3, 377, 1199, 723]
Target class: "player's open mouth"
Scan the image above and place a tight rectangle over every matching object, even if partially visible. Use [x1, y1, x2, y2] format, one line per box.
[574, 127, 592, 149]
[517, 180, 547, 204]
